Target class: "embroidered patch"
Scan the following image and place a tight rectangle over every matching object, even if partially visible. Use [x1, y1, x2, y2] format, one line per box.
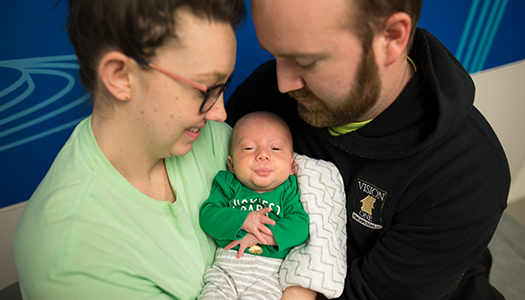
[352, 179, 386, 230]
[249, 244, 263, 255]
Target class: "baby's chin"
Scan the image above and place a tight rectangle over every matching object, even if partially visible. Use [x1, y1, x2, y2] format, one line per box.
[251, 186, 276, 194]
[246, 181, 278, 193]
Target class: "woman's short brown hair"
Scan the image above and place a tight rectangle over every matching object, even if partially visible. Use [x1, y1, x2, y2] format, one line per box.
[67, 0, 245, 94]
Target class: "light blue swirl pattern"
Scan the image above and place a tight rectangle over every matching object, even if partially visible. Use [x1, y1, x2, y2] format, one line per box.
[0, 55, 90, 153]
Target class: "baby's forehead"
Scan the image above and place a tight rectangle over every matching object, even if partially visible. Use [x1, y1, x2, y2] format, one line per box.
[245, 118, 285, 131]
[233, 121, 288, 146]
[241, 113, 288, 130]
[232, 112, 292, 144]
[235, 127, 280, 143]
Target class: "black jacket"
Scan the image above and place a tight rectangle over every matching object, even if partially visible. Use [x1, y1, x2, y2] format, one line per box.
[226, 28, 510, 300]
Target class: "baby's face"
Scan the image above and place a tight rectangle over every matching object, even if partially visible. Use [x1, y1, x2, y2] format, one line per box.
[228, 118, 294, 193]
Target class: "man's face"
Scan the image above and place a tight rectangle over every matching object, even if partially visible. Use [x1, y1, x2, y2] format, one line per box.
[251, 0, 382, 127]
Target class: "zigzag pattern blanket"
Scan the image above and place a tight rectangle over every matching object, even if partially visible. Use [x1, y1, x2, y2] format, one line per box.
[279, 154, 347, 298]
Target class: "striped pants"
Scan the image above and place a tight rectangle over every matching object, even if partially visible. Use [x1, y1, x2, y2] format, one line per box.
[199, 248, 283, 300]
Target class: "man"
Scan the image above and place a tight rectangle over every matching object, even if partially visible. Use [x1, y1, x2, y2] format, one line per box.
[226, 0, 511, 299]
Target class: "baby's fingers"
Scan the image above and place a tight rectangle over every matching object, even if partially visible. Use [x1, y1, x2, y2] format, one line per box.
[261, 216, 276, 226]
[225, 240, 246, 258]
[258, 207, 273, 215]
[225, 240, 240, 251]
[257, 207, 275, 226]
[258, 224, 274, 237]
[252, 229, 268, 244]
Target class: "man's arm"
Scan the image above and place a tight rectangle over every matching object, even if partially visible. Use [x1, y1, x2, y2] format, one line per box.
[281, 286, 317, 300]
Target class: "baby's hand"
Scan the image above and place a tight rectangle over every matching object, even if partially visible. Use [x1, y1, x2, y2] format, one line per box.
[225, 233, 260, 259]
[241, 207, 275, 244]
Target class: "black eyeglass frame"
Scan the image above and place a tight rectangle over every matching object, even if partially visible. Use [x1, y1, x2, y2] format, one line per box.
[128, 55, 233, 113]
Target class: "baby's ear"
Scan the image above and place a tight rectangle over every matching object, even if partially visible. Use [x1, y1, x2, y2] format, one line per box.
[290, 157, 296, 175]
[227, 156, 235, 174]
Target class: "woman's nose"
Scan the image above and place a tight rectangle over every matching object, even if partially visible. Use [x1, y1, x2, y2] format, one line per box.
[204, 95, 227, 123]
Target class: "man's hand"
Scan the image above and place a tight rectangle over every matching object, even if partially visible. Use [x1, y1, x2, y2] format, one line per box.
[241, 207, 275, 244]
[281, 286, 318, 300]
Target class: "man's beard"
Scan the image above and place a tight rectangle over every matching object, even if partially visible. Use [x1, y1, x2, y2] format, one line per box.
[290, 46, 381, 128]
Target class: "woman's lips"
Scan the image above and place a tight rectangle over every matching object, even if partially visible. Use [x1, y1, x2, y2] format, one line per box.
[185, 127, 201, 139]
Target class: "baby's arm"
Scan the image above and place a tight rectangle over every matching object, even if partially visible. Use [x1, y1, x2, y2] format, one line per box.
[225, 232, 277, 259]
[225, 207, 277, 258]
[241, 207, 275, 244]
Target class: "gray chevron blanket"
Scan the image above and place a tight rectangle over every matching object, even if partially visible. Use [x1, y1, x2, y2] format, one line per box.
[279, 154, 347, 298]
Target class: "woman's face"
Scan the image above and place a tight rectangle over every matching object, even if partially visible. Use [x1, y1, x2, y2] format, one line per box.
[130, 9, 236, 158]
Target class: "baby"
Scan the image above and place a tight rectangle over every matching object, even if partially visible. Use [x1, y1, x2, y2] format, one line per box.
[199, 111, 309, 299]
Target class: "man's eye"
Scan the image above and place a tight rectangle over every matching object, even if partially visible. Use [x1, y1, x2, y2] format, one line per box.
[296, 60, 316, 71]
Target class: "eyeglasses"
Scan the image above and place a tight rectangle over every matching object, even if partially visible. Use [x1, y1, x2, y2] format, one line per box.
[128, 55, 233, 113]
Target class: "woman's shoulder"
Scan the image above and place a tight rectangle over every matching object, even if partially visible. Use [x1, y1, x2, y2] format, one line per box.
[204, 120, 232, 140]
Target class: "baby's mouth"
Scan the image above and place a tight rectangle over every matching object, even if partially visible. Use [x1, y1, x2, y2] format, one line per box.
[255, 168, 271, 176]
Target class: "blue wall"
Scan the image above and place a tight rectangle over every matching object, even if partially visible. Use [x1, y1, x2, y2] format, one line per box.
[1, 0, 524, 209]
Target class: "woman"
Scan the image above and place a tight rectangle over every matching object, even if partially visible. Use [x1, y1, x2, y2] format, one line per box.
[15, 0, 317, 297]
[15, 0, 242, 299]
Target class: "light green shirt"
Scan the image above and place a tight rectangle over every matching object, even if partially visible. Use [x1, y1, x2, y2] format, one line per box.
[15, 116, 231, 300]
[328, 119, 373, 136]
